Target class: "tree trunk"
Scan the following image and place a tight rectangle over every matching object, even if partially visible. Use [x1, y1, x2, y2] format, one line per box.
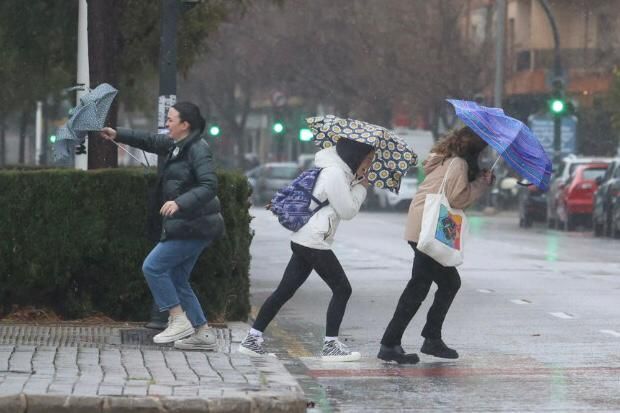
[86, 0, 122, 169]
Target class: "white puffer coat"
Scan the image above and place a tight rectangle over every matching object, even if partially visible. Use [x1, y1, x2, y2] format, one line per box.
[290, 147, 367, 250]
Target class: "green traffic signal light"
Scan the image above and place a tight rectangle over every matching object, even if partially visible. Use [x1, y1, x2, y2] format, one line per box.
[49, 134, 57, 144]
[550, 99, 565, 114]
[299, 128, 313, 142]
[208, 125, 221, 137]
[272, 122, 284, 134]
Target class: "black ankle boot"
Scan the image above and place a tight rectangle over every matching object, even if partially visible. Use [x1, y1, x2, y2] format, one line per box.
[420, 338, 459, 359]
[377, 344, 420, 364]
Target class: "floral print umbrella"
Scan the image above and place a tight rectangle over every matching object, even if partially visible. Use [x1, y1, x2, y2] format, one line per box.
[306, 115, 418, 193]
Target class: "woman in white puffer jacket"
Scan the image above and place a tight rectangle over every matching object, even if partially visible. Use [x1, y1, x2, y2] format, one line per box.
[240, 138, 375, 361]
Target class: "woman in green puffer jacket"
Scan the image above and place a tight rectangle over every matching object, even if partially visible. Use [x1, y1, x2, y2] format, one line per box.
[100, 102, 224, 351]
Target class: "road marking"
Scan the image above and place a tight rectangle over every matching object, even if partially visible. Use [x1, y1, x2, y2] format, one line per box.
[600, 329, 620, 337]
[549, 312, 574, 319]
[477, 289, 494, 293]
[510, 299, 531, 305]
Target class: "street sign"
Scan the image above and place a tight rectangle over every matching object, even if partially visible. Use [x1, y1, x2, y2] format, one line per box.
[528, 114, 577, 157]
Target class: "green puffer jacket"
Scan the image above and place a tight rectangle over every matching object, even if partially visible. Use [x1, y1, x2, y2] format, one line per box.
[116, 127, 225, 242]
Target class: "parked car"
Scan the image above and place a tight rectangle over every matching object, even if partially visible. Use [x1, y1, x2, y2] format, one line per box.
[608, 190, 620, 238]
[246, 162, 300, 205]
[555, 163, 608, 231]
[592, 159, 620, 237]
[546, 155, 613, 228]
[517, 180, 547, 227]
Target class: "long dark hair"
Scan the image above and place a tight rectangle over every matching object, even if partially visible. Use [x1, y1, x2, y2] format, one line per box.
[172, 101, 206, 133]
[336, 138, 374, 173]
[431, 126, 488, 181]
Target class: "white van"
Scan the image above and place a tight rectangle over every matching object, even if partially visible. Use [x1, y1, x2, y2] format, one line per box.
[372, 128, 435, 210]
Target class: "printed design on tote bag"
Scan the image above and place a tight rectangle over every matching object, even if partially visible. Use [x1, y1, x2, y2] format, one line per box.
[434, 204, 462, 250]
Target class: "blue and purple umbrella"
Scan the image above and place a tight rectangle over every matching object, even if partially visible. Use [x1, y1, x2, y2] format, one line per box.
[447, 99, 552, 191]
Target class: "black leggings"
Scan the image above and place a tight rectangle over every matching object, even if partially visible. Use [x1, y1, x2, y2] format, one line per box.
[253, 242, 353, 337]
[381, 242, 461, 346]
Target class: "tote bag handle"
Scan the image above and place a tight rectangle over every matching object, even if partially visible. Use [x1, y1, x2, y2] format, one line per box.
[437, 158, 458, 196]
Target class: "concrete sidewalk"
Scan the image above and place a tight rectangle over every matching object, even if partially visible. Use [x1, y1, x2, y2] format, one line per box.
[0, 322, 305, 413]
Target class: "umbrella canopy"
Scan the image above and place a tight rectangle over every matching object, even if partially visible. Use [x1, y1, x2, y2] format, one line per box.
[68, 83, 118, 140]
[447, 99, 552, 191]
[51, 126, 75, 161]
[306, 115, 418, 193]
[52, 83, 118, 161]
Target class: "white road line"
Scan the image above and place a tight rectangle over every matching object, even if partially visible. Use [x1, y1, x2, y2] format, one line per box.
[600, 329, 620, 337]
[549, 312, 574, 319]
[510, 299, 531, 305]
[477, 289, 494, 293]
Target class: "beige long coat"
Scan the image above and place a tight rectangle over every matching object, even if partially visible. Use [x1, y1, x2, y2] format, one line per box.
[404, 154, 490, 242]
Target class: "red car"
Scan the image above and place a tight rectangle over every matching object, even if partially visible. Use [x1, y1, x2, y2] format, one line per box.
[556, 163, 609, 231]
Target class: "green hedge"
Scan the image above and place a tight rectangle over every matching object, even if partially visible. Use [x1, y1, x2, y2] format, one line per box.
[0, 168, 252, 322]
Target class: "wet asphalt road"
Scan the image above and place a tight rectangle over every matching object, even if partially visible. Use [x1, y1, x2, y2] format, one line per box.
[248, 208, 620, 412]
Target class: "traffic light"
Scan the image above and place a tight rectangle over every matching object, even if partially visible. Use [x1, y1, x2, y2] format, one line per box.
[49, 134, 57, 144]
[208, 125, 221, 137]
[272, 121, 285, 135]
[549, 97, 566, 115]
[549, 78, 566, 116]
[299, 128, 313, 142]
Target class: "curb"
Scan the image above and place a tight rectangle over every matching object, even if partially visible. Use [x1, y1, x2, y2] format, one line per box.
[0, 392, 306, 413]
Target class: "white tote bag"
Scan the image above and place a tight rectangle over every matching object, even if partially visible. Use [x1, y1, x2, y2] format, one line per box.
[417, 159, 468, 267]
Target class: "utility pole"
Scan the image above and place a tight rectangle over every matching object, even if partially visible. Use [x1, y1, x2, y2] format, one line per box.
[494, 0, 506, 108]
[538, 0, 564, 165]
[148, 0, 200, 329]
[35, 101, 43, 165]
[156, 0, 179, 170]
[75, 0, 89, 170]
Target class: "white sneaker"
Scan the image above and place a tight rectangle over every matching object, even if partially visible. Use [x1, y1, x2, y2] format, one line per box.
[238, 334, 276, 357]
[174, 327, 218, 351]
[321, 339, 361, 362]
[153, 312, 194, 344]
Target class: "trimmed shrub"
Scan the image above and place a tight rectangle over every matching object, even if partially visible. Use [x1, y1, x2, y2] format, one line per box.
[0, 168, 252, 321]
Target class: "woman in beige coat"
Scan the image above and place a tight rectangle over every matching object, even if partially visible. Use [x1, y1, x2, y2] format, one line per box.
[378, 126, 494, 364]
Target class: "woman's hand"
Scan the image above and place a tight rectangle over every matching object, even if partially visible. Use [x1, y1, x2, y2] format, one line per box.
[99, 127, 117, 141]
[160, 201, 179, 216]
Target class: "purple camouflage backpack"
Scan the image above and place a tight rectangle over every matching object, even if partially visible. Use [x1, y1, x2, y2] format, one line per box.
[269, 167, 329, 232]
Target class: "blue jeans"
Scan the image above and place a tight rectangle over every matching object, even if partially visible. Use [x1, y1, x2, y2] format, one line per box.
[142, 239, 210, 328]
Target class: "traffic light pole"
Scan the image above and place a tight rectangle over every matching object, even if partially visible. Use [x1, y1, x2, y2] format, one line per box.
[538, 0, 563, 165]
[157, 0, 179, 170]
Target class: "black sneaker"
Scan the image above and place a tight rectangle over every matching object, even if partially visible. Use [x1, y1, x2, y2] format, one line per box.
[377, 344, 420, 364]
[420, 338, 459, 359]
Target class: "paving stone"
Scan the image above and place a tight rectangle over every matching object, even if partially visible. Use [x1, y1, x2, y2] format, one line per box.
[122, 385, 147, 396]
[98, 385, 123, 396]
[0, 323, 304, 412]
[147, 384, 173, 397]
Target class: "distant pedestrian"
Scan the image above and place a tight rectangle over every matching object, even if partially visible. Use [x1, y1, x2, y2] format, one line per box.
[378, 126, 493, 363]
[99, 102, 224, 351]
[239, 138, 375, 361]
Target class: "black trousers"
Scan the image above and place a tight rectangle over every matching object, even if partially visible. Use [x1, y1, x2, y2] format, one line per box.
[381, 242, 461, 346]
[253, 242, 353, 337]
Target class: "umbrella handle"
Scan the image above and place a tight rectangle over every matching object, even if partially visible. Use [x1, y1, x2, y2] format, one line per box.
[490, 155, 501, 172]
[109, 140, 149, 169]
